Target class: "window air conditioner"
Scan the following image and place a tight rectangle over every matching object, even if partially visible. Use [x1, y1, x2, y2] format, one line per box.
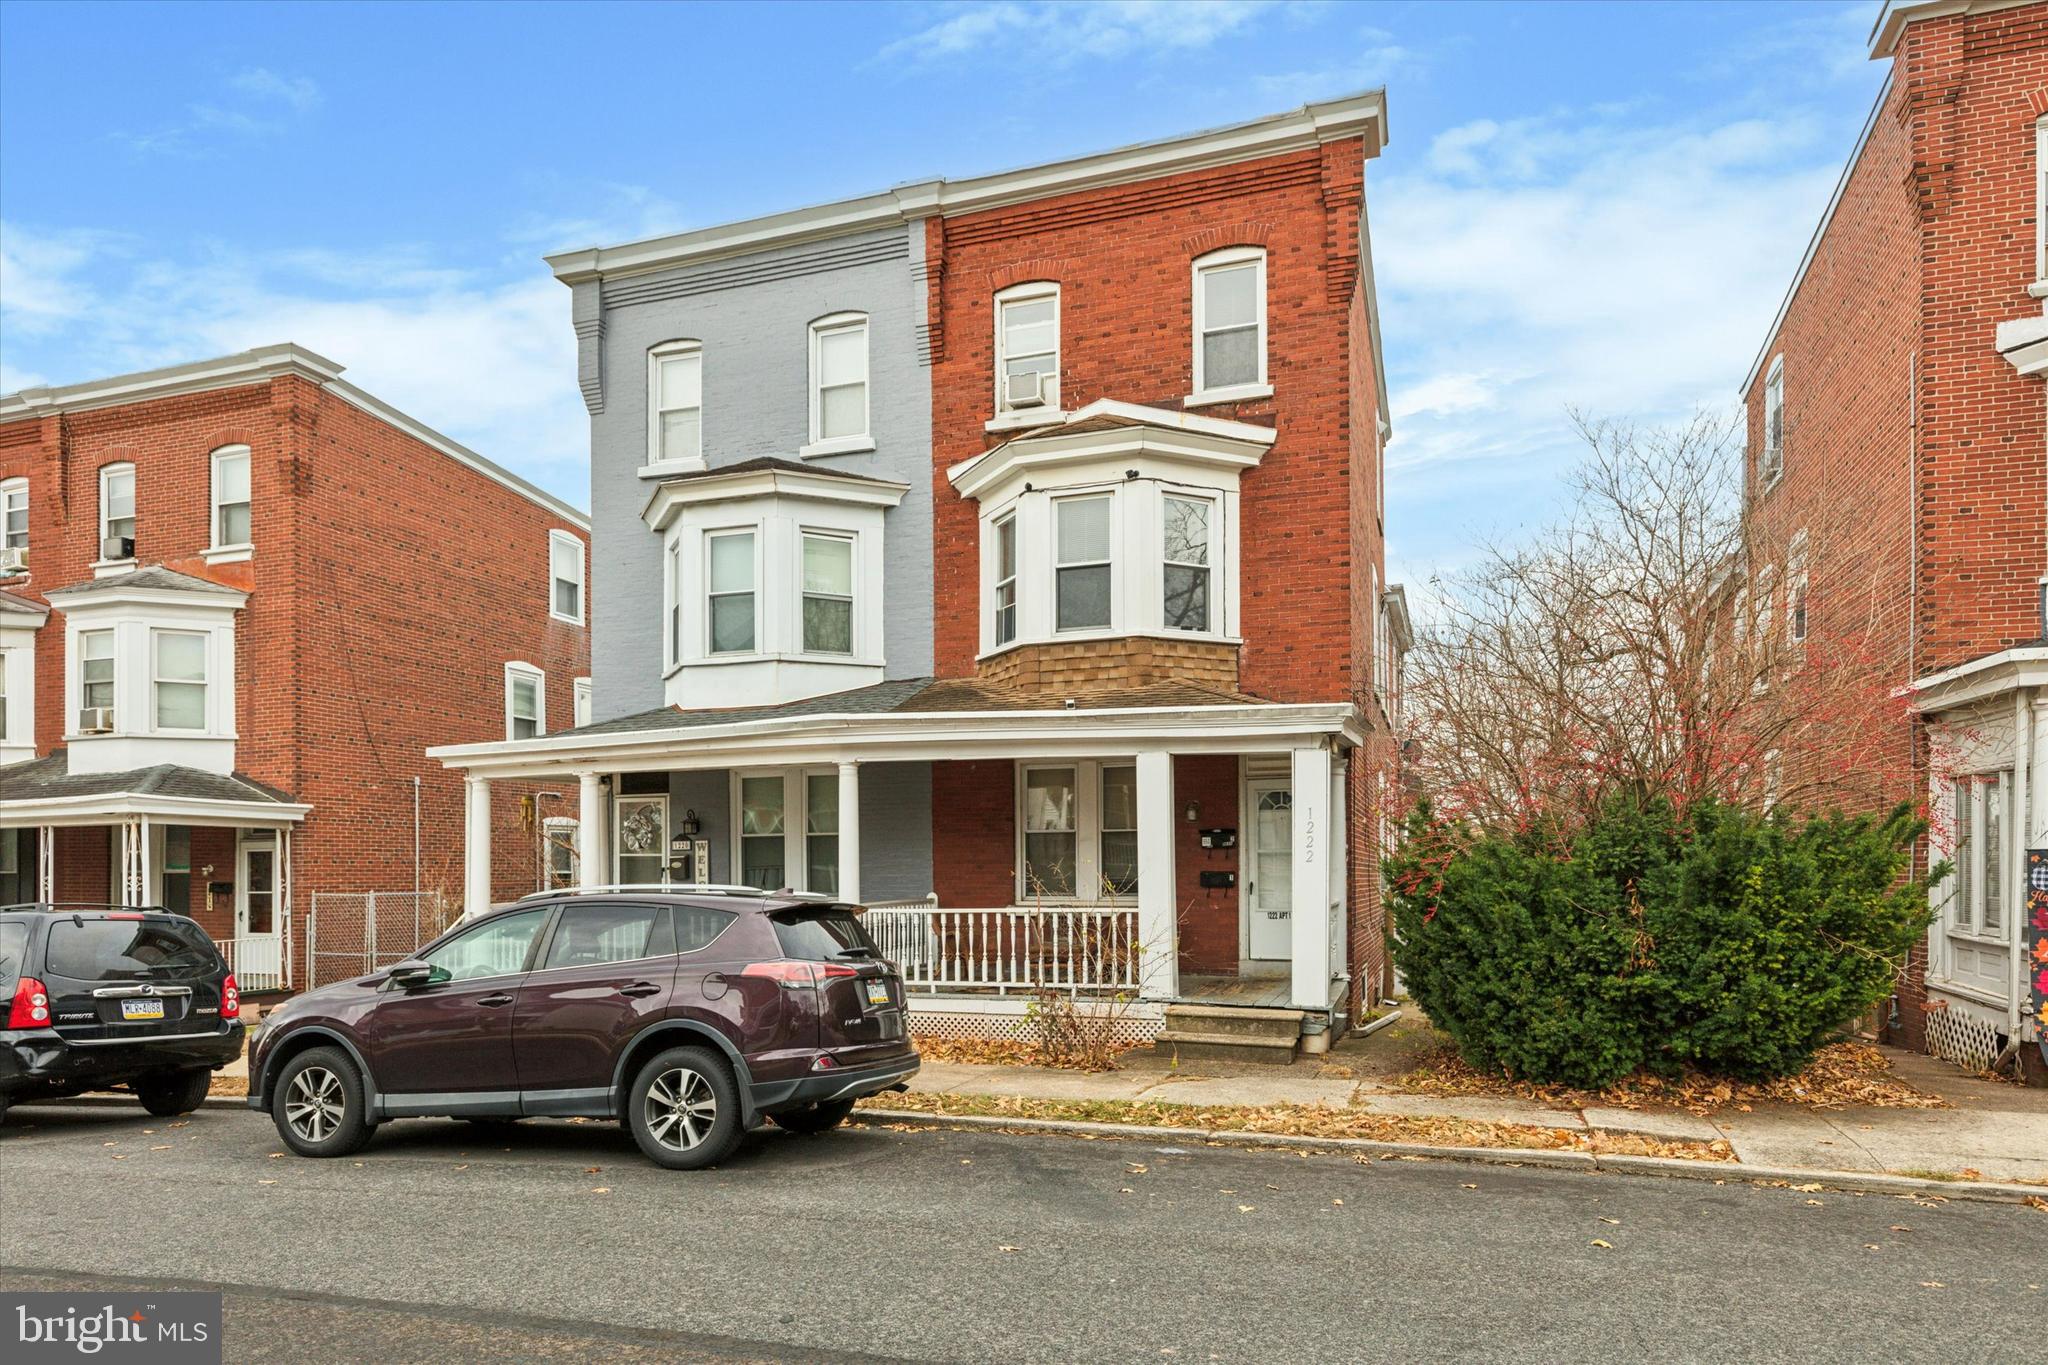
[0, 547, 25, 575]
[78, 707, 115, 735]
[101, 535, 135, 562]
[1005, 370, 1047, 409]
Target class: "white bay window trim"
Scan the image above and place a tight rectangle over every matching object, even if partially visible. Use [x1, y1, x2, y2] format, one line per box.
[505, 661, 545, 741]
[549, 529, 585, 625]
[1189, 246, 1271, 405]
[150, 629, 209, 733]
[205, 445, 253, 563]
[802, 312, 874, 457]
[646, 340, 705, 472]
[705, 528, 759, 656]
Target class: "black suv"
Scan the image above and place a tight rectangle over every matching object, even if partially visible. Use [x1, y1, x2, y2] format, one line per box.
[248, 888, 918, 1169]
[1, 904, 245, 1123]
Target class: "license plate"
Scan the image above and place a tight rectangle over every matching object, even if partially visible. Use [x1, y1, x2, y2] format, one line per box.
[120, 998, 165, 1021]
[864, 981, 891, 1007]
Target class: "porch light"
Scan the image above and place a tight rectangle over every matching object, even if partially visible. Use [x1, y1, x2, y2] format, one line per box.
[678, 809, 701, 837]
[1184, 801, 1200, 822]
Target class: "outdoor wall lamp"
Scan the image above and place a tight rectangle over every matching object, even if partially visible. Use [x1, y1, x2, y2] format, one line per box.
[678, 809, 702, 837]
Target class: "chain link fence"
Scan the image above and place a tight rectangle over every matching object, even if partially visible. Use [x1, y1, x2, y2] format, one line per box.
[305, 891, 459, 990]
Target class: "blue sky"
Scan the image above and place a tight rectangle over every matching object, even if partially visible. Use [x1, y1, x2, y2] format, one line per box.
[0, 0, 1889, 597]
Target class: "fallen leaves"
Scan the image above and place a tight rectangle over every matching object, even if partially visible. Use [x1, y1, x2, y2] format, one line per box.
[1590, 1239, 1613, 1249]
[910, 1036, 1140, 1072]
[2023, 1196, 2048, 1214]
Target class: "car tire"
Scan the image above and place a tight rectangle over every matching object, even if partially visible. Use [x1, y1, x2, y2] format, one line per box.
[272, 1047, 373, 1158]
[770, 1099, 857, 1135]
[136, 1068, 212, 1117]
[626, 1046, 741, 1171]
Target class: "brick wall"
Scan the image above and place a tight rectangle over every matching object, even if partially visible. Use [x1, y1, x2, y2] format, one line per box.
[1174, 754, 1240, 977]
[930, 759, 1017, 908]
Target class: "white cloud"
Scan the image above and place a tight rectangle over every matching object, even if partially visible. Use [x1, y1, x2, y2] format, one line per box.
[114, 67, 322, 157]
[1253, 23, 1410, 102]
[229, 68, 322, 112]
[878, 0, 1289, 68]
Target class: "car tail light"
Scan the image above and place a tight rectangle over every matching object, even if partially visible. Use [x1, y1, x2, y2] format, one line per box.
[8, 976, 51, 1029]
[811, 1053, 838, 1071]
[741, 960, 819, 986]
[221, 973, 241, 1021]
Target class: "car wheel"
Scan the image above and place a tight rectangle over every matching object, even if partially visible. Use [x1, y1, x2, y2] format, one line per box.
[272, 1047, 373, 1158]
[626, 1046, 741, 1171]
[770, 1099, 857, 1135]
[136, 1068, 212, 1117]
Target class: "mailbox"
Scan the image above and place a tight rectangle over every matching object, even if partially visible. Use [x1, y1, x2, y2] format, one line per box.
[1198, 827, 1238, 850]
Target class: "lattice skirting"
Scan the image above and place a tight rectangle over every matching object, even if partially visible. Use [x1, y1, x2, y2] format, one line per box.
[1926, 1004, 2004, 1074]
[906, 1001, 1165, 1045]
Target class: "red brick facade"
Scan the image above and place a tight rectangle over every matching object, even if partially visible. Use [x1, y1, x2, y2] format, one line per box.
[0, 365, 590, 979]
[1741, 3, 2048, 1052]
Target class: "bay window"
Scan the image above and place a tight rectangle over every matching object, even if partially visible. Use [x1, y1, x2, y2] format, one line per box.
[211, 446, 252, 551]
[707, 530, 756, 654]
[1162, 495, 1212, 632]
[800, 532, 854, 655]
[995, 283, 1059, 417]
[151, 630, 208, 731]
[993, 515, 1018, 646]
[1191, 247, 1268, 399]
[1947, 773, 2012, 939]
[808, 314, 870, 450]
[1055, 495, 1112, 632]
[649, 341, 703, 466]
[80, 630, 115, 713]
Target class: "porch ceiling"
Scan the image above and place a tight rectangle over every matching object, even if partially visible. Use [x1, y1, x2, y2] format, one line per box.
[0, 752, 309, 827]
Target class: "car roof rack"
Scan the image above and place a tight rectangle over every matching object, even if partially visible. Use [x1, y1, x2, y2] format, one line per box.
[513, 883, 838, 904]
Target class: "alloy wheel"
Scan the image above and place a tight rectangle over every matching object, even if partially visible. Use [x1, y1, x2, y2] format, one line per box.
[286, 1066, 345, 1143]
[644, 1066, 718, 1152]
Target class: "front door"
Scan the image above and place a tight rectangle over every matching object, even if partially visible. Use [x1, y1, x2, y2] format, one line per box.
[234, 834, 284, 990]
[361, 905, 551, 1101]
[1245, 782, 1292, 961]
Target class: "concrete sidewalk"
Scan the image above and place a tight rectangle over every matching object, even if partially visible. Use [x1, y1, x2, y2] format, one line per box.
[904, 1034, 2048, 1184]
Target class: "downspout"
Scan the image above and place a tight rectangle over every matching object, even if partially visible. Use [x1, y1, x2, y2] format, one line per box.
[412, 775, 422, 900]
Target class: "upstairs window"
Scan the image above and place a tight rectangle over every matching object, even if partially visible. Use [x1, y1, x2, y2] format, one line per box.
[808, 314, 870, 448]
[993, 514, 1018, 647]
[1162, 495, 1212, 632]
[211, 446, 252, 550]
[2036, 116, 2046, 288]
[707, 530, 756, 655]
[506, 662, 543, 741]
[1, 477, 25, 561]
[995, 283, 1059, 415]
[79, 629, 115, 714]
[649, 341, 703, 465]
[1192, 247, 1267, 396]
[152, 629, 208, 731]
[99, 463, 136, 557]
[800, 531, 854, 655]
[1054, 496, 1112, 632]
[549, 530, 585, 624]
[1760, 356, 1785, 486]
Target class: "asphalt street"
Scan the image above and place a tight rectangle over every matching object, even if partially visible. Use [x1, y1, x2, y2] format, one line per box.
[1, 1103, 2040, 1364]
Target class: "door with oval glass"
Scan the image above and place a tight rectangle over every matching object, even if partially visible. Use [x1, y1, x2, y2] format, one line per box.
[1245, 782, 1292, 961]
[235, 831, 284, 990]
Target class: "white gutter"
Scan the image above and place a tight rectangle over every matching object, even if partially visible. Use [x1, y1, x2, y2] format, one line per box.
[0, 791, 313, 828]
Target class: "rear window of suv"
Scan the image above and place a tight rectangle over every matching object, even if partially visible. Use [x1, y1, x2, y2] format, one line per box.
[771, 908, 881, 962]
[0, 921, 27, 995]
[44, 917, 219, 983]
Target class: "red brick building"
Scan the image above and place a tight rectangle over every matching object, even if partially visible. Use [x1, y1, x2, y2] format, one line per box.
[1738, 0, 2047, 1076]
[0, 345, 590, 990]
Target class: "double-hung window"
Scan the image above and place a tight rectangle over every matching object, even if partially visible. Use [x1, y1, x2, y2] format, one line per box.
[666, 541, 683, 668]
[79, 630, 115, 715]
[1022, 766, 1078, 897]
[707, 531, 756, 655]
[1098, 765, 1138, 896]
[992, 514, 1018, 647]
[1055, 496, 1112, 632]
[1760, 356, 1785, 486]
[801, 532, 854, 655]
[804, 772, 839, 897]
[506, 663, 543, 740]
[573, 677, 592, 728]
[995, 284, 1059, 415]
[549, 530, 584, 624]
[739, 775, 786, 890]
[1020, 761, 1140, 901]
[1948, 773, 2013, 942]
[650, 342, 703, 465]
[152, 630, 207, 731]
[100, 463, 136, 556]
[211, 446, 252, 550]
[1162, 495, 1212, 632]
[1, 477, 25, 561]
[809, 314, 869, 448]
[1192, 247, 1267, 396]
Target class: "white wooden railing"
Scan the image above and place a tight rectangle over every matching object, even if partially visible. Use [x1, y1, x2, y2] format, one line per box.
[862, 899, 1142, 995]
[219, 935, 284, 992]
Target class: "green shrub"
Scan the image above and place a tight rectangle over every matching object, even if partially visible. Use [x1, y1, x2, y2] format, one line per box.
[1386, 795, 1932, 1087]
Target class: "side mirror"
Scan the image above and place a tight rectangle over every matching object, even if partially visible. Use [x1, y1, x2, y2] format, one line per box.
[386, 960, 438, 989]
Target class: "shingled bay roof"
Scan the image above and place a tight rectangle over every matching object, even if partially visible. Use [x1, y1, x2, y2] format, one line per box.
[0, 753, 297, 805]
[46, 565, 243, 598]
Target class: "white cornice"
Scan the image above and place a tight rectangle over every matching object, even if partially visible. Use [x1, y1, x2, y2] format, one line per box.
[1909, 646, 2048, 712]
[546, 92, 1388, 286]
[44, 582, 249, 613]
[1995, 309, 2048, 376]
[0, 344, 590, 532]
[1869, 0, 2039, 58]
[948, 399, 1274, 501]
[640, 464, 910, 532]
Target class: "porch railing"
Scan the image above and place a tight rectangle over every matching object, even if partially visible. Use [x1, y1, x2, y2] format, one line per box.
[862, 899, 1142, 995]
[218, 935, 285, 992]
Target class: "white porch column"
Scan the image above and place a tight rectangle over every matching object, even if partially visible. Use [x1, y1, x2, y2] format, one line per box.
[463, 775, 493, 918]
[1135, 748, 1178, 1001]
[1289, 743, 1333, 1010]
[37, 826, 54, 902]
[837, 761, 862, 904]
[119, 818, 147, 907]
[577, 771, 608, 890]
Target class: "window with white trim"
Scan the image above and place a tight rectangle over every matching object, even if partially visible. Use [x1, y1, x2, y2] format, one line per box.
[1054, 495, 1112, 632]
[0, 649, 9, 742]
[2036, 116, 2046, 288]
[1192, 247, 1267, 396]
[505, 662, 544, 740]
[1021, 765, 1078, 897]
[573, 676, 592, 728]
[1162, 495, 1212, 632]
[151, 629, 207, 731]
[1787, 532, 1809, 645]
[1098, 764, 1138, 896]
[544, 816, 580, 888]
[800, 531, 854, 655]
[1760, 356, 1785, 486]
[665, 540, 682, 668]
[79, 629, 115, 714]
[649, 341, 703, 465]
[99, 463, 136, 556]
[706, 530, 756, 655]
[1, 477, 26, 558]
[1947, 772, 2012, 939]
[808, 313, 869, 448]
[1018, 760, 1139, 901]
[992, 514, 1018, 647]
[738, 773, 786, 890]
[210, 446, 251, 550]
[995, 283, 1059, 414]
[615, 794, 667, 886]
[804, 771, 839, 897]
[549, 529, 584, 624]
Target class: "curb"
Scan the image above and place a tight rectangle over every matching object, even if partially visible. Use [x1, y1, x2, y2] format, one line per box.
[850, 1108, 2047, 1205]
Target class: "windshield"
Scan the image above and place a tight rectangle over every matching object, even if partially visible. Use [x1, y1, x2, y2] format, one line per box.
[44, 917, 220, 983]
[771, 908, 880, 962]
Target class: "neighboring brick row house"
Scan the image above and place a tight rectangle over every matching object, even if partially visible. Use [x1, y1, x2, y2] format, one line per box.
[0, 345, 591, 989]
[432, 94, 1410, 1053]
[1736, 0, 2047, 1077]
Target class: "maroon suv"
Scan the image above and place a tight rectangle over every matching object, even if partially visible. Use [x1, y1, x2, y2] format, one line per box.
[246, 889, 917, 1169]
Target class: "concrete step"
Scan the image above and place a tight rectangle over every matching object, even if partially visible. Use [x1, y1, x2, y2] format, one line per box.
[1163, 1004, 1306, 1041]
[1152, 1030, 1300, 1066]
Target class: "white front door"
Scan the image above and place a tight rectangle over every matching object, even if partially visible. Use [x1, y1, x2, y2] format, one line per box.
[237, 836, 278, 940]
[1246, 782, 1292, 961]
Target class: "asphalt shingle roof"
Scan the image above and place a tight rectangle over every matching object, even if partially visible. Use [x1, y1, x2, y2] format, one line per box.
[0, 753, 296, 805]
[50, 565, 242, 597]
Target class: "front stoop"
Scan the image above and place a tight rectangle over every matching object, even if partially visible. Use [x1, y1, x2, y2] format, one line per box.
[1153, 1005, 1305, 1065]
